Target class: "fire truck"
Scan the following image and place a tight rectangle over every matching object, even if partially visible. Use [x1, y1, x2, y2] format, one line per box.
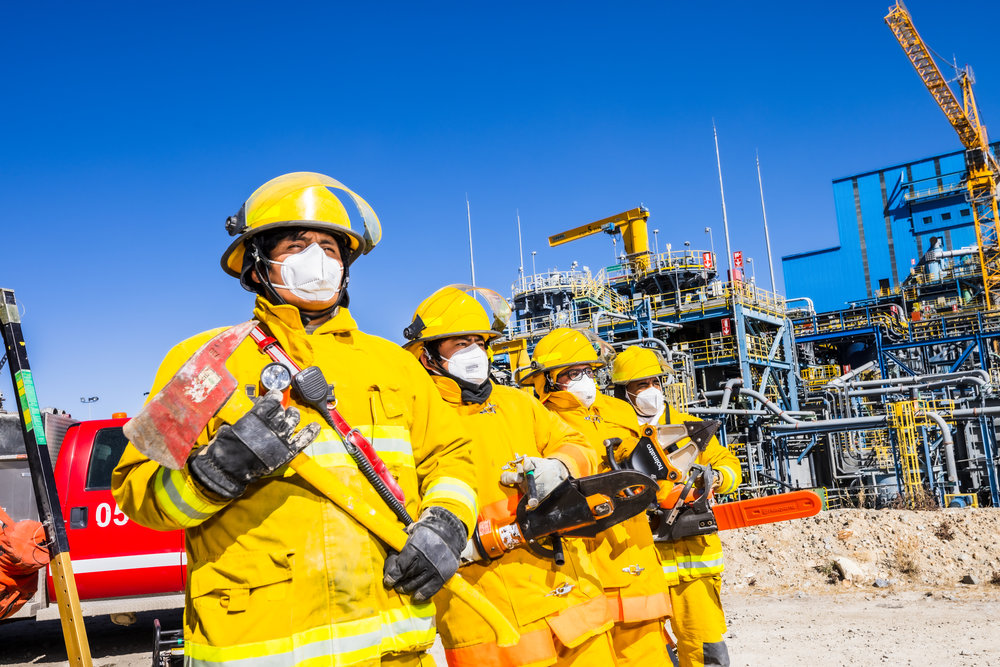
[0, 409, 184, 623]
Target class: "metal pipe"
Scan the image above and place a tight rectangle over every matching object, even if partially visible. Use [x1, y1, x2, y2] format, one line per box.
[824, 361, 877, 387]
[919, 410, 958, 486]
[785, 296, 815, 314]
[846, 376, 986, 397]
[611, 337, 676, 361]
[719, 378, 743, 410]
[769, 415, 887, 435]
[796, 434, 819, 464]
[951, 406, 1000, 418]
[688, 408, 816, 417]
[735, 387, 798, 425]
[847, 370, 989, 388]
[703, 386, 804, 424]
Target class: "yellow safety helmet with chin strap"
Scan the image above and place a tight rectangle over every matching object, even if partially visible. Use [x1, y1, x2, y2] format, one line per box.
[519, 328, 609, 392]
[221, 172, 382, 277]
[611, 345, 670, 385]
[403, 285, 511, 356]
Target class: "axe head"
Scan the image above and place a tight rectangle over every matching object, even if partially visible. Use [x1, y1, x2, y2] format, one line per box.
[122, 320, 257, 470]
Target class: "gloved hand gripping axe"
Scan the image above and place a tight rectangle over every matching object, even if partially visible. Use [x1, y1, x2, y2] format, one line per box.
[124, 322, 520, 648]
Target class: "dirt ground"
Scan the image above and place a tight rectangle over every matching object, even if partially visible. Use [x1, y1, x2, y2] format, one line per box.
[2, 508, 998, 666]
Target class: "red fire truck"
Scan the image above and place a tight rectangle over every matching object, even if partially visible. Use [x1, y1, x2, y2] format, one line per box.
[0, 410, 184, 623]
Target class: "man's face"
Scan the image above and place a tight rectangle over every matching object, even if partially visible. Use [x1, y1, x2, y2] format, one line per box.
[437, 335, 487, 360]
[555, 363, 595, 390]
[626, 376, 662, 403]
[264, 229, 344, 311]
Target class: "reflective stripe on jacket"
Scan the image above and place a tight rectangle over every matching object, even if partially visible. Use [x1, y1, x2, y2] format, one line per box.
[112, 299, 478, 666]
[654, 405, 742, 585]
[430, 378, 613, 665]
[541, 391, 671, 623]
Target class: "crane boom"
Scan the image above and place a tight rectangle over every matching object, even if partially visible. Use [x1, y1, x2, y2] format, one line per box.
[885, 2, 983, 151]
[885, 1, 1000, 309]
[548, 206, 651, 271]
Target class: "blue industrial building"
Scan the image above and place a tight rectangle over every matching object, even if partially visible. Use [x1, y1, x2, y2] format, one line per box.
[782, 143, 1000, 312]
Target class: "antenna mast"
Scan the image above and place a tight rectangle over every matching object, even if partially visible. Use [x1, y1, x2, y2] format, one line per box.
[466, 194, 476, 287]
[713, 122, 735, 281]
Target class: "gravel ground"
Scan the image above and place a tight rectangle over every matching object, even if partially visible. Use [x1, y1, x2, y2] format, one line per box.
[3, 509, 998, 666]
[4, 592, 998, 666]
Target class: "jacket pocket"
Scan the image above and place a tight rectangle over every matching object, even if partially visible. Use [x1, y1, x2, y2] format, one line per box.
[371, 383, 405, 420]
[498, 548, 572, 627]
[189, 550, 294, 647]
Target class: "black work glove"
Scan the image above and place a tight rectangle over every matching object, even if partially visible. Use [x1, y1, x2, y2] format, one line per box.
[383, 507, 467, 602]
[188, 389, 320, 500]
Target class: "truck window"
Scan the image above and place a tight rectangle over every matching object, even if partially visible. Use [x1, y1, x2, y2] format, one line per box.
[86, 428, 129, 491]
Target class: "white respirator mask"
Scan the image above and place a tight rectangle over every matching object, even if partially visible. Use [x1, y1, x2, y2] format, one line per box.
[445, 345, 490, 385]
[632, 387, 665, 419]
[270, 243, 344, 302]
[565, 375, 598, 408]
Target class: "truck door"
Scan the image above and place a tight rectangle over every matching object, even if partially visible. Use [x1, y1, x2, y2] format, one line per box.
[51, 419, 185, 600]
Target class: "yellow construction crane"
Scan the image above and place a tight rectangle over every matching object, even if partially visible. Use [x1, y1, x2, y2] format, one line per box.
[885, 1, 1000, 309]
[548, 206, 651, 272]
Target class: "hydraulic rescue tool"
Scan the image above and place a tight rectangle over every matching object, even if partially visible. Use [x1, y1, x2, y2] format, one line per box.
[0, 288, 92, 666]
[606, 418, 822, 541]
[124, 322, 520, 648]
[468, 469, 657, 564]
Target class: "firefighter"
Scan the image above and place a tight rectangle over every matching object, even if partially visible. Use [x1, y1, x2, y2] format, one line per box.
[520, 328, 672, 667]
[403, 285, 615, 666]
[112, 172, 478, 667]
[611, 345, 742, 667]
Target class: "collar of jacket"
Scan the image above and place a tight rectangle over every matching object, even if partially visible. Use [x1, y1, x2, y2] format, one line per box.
[544, 388, 591, 413]
[253, 297, 358, 334]
[252, 297, 359, 369]
[430, 375, 494, 412]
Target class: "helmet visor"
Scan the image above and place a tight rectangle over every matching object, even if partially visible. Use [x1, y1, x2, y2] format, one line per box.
[450, 284, 512, 334]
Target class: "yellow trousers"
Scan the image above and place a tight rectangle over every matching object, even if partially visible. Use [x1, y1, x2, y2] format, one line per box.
[555, 630, 617, 667]
[610, 618, 671, 666]
[667, 576, 729, 667]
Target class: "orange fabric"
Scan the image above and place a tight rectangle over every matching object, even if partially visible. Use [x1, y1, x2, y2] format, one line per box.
[607, 589, 672, 624]
[545, 593, 614, 648]
[0, 507, 49, 620]
[445, 597, 616, 667]
[445, 626, 558, 667]
[479, 495, 520, 524]
[549, 446, 590, 479]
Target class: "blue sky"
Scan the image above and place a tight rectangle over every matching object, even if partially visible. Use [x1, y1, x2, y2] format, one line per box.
[2, 1, 999, 419]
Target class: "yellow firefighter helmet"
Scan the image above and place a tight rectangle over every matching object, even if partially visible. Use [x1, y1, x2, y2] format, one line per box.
[403, 285, 511, 354]
[518, 327, 607, 388]
[611, 345, 670, 385]
[221, 172, 382, 277]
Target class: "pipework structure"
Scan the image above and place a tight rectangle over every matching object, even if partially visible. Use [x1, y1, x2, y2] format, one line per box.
[494, 188, 1000, 508]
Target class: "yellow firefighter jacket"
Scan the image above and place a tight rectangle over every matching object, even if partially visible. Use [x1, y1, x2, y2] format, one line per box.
[430, 377, 612, 666]
[652, 405, 742, 585]
[112, 300, 478, 667]
[540, 390, 671, 624]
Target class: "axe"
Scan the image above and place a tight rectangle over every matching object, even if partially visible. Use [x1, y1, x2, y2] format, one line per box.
[124, 322, 519, 647]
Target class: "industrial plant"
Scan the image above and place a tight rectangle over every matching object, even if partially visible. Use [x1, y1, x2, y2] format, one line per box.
[492, 2, 1000, 510]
